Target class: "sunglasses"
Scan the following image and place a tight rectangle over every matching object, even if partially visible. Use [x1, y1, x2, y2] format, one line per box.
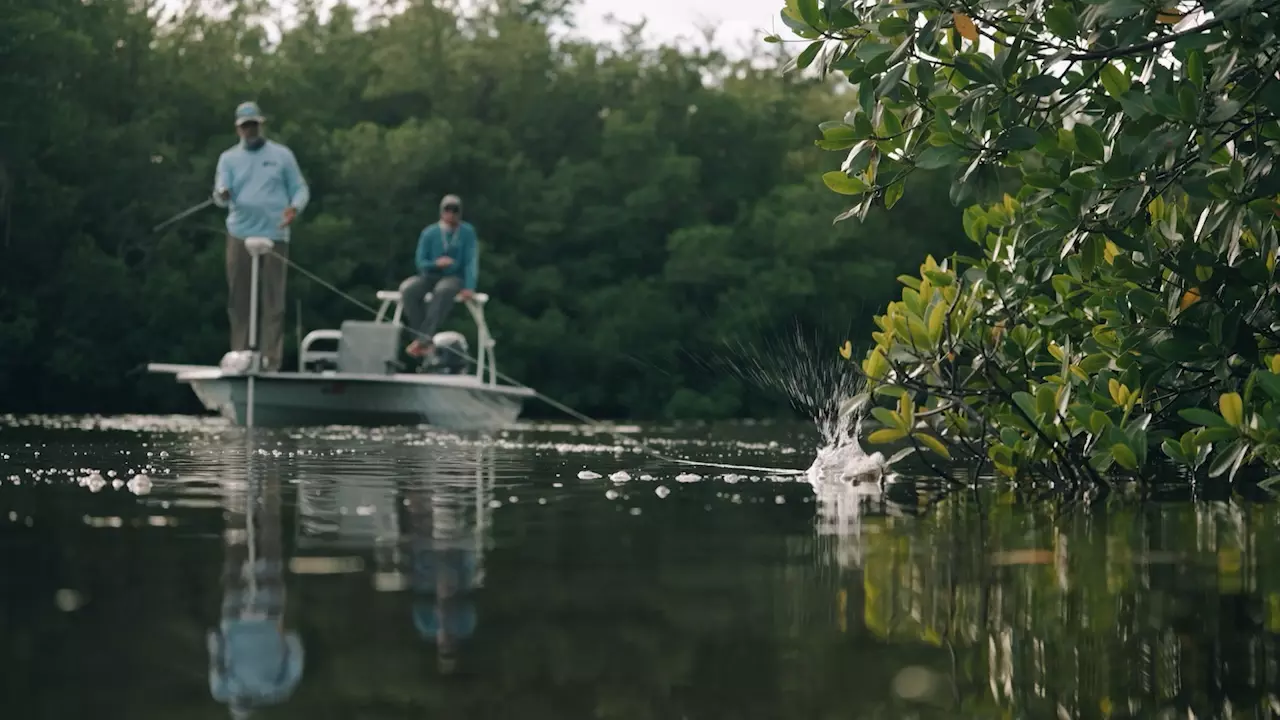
[442, 205, 460, 213]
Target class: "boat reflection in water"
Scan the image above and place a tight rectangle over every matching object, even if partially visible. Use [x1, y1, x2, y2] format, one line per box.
[293, 440, 494, 674]
[208, 444, 305, 718]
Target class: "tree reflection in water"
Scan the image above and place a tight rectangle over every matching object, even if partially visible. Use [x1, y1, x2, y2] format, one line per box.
[811, 479, 1280, 718]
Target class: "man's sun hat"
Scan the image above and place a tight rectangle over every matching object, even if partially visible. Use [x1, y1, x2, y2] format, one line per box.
[235, 101, 265, 127]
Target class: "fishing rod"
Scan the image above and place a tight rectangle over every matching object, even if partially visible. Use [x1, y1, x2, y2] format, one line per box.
[153, 197, 215, 232]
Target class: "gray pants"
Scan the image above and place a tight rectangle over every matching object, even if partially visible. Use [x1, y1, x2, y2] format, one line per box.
[227, 234, 289, 371]
[402, 272, 461, 344]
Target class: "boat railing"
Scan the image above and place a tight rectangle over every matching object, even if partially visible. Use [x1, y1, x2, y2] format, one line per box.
[298, 290, 497, 384]
[298, 330, 343, 372]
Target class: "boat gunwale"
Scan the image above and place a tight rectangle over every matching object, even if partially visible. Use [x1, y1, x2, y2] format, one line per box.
[158, 365, 538, 399]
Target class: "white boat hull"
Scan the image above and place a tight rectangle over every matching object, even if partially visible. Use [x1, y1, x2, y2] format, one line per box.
[151, 365, 533, 430]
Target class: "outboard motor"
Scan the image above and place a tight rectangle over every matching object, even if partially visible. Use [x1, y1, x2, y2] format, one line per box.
[427, 331, 469, 374]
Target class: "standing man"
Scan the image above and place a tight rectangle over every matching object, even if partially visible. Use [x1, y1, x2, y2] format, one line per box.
[212, 101, 310, 372]
[403, 194, 478, 358]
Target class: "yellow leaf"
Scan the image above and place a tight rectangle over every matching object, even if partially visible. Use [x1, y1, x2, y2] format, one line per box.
[1048, 342, 1064, 361]
[839, 340, 852, 359]
[1269, 354, 1280, 374]
[1268, 248, 1276, 273]
[1220, 392, 1244, 427]
[953, 12, 979, 41]
[927, 302, 946, 342]
[1179, 287, 1200, 310]
[868, 428, 908, 444]
[1103, 239, 1120, 263]
[1156, 9, 1182, 23]
[912, 432, 952, 459]
[1108, 378, 1128, 407]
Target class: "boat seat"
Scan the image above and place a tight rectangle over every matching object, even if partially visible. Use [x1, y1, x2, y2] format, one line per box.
[375, 283, 488, 327]
[377, 288, 489, 306]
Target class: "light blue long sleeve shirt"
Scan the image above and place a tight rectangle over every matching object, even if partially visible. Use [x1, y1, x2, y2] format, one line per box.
[415, 221, 479, 290]
[213, 140, 310, 241]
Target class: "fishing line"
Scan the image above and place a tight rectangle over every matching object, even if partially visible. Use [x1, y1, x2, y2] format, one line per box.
[273, 250, 807, 477]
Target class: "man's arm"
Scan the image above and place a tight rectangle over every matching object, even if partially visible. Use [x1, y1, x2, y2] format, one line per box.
[282, 147, 310, 213]
[463, 229, 479, 291]
[414, 226, 436, 275]
[212, 152, 231, 207]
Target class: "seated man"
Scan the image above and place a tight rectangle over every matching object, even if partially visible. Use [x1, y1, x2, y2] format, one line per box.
[403, 194, 478, 358]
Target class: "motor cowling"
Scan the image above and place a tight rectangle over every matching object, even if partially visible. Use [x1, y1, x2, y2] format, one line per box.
[430, 331, 469, 374]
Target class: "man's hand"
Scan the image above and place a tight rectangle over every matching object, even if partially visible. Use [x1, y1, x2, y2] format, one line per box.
[458, 289, 474, 301]
[215, 189, 231, 202]
[280, 207, 297, 227]
[434, 256, 454, 269]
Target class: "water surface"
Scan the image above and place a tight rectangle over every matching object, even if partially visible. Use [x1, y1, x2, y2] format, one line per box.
[2, 415, 1279, 719]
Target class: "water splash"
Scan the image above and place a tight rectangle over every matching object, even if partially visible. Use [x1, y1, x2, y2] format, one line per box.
[711, 321, 864, 446]
[708, 322, 887, 488]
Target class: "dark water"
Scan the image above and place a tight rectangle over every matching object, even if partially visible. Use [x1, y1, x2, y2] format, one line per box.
[3, 415, 1280, 719]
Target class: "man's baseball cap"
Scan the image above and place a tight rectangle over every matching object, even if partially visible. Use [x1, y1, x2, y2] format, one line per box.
[235, 101, 265, 126]
[440, 194, 462, 211]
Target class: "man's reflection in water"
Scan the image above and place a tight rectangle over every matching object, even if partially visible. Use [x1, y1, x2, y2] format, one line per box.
[207, 455, 304, 717]
[405, 456, 485, 674]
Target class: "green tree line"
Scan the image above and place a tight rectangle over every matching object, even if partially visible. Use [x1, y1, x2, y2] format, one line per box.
[0, 0, 964, 421]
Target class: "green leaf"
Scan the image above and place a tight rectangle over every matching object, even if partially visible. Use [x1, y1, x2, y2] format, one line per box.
[1186, 49, 1204, 89]
[1111, 442, 1138, 470]
[915, 144, 965, 169]
[822, 171, 870, 195]
[923, 269, 953, 286]
[878, 17, 912, 36]
[1100, 64, 1131, 99]
[1161, 438, 1188, 463]
[1020, 75, 1062, 96]
[1255, 372, 1280, 401]
[1024, 172, 1061, 189]
[1079, 354, 1110, 373]
[1207, 438, 1248, 478]
[1179, 407, 1229, 428]
[796, 41, 822, 70]
[870, 406, 900, 428]
[1102, 0, 1145, 15]
[1044, 5, 1078, 39]
[884, 180, 905, 209]
[1073, 123, 1105, 161]
[1155, 337, 1203, 362]
[1207, 98, 1243, 124]
[998, 126, 1042, 151]
[1012, 391, 1040, 421]
[1198, 426, 1239, 445]
[876, 63, 908, 97]
[779, 10, 819, 39]
[790, 0, 821, 28]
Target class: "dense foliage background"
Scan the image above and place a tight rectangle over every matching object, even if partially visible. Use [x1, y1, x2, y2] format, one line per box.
[0, 0, 963, 420]
[789, 0, 1280, 481]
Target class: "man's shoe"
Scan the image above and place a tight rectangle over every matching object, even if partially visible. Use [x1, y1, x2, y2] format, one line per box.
[406, 340, 433, 358]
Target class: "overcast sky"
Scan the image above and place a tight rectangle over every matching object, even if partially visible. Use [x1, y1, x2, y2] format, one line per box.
[569, 0, 788, 51]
